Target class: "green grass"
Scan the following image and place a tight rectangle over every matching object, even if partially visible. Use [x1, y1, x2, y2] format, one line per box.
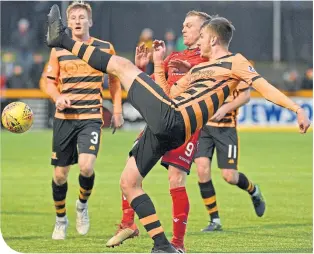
[1, 130, 313, 253]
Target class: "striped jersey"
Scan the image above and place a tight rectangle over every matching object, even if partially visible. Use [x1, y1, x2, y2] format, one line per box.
[47, 37, 120, 120]
[155, 52, 299, 141]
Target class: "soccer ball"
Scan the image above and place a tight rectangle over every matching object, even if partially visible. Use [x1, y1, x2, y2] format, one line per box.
[1, 102, 34, 133]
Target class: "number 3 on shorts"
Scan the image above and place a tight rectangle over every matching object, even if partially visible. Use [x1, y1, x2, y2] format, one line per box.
[185, 142, 194, 157]
[90, 131, 99, 145]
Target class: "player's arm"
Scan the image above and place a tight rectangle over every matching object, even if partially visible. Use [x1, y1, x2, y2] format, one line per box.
[233, 54, 311, 133]
[226, 82, 251, 111]
[154, 62, 191, 98]
[153, 40, 191, 98]
[210, 83, 250, 122]
[107, 44, 124, 131]
[154, 61, 171, 95]
[45, 48, 60, 102]
[135, 43, 151, 72]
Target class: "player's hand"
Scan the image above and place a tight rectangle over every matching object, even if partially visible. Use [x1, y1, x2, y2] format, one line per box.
[296, 108, 311, 134]
[210, 104, 229, 122]
[55, 95, 71, 111]
[152, 40, 166, 63]
[135, 43, 151, 69]
[110, 113, 124, 134]
[168, 59, 192, 73]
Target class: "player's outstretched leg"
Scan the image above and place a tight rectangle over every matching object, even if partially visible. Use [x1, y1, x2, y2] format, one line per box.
[106, 194, 139, 247]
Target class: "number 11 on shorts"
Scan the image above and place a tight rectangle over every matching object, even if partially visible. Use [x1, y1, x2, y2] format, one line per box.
[228, 145, 237, 159]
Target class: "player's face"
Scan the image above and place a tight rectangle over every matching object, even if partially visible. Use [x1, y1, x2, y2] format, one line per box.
[198, 27, 212, 58]
[182, 16, 204, 47]
[68, 8, 92, 39]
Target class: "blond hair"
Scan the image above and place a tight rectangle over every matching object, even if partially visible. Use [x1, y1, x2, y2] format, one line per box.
[186, 10, 212, 22]
[66, 1, 92, 20]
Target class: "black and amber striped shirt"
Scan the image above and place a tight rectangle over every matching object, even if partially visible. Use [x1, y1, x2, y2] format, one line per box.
[207, 81, 250, 127]
[46, 37, 121, 120]
[155, 53, 300, 141]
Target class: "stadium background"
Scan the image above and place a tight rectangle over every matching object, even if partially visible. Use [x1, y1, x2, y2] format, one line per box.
[0, 1, 313, 129]
[0, 1, 313, 253]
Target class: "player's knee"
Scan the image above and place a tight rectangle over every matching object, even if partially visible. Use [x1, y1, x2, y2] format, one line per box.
[221, 169, 238, 184]
[54, 166, 69, 184]
[195, 157, 211, 181]
[112, 56, 133, 73]
[79, 161, 94, 177]
[120, 173, 137, 196]
[168, 166, 186, 188]
[78, 154, 96, 177]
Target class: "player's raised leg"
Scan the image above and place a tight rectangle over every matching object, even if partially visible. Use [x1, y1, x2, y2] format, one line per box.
[46, 4, 182, 141]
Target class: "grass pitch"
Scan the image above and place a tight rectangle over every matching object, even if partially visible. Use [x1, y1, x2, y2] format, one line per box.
[1, 130, 312, 253]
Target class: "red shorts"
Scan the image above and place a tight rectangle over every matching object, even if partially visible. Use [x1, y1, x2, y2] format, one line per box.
[161, 130, 200, 174]
[135, 130, 200, 175]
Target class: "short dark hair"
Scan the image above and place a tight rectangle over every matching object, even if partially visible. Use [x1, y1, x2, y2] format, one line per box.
[201, 15, 235, 46]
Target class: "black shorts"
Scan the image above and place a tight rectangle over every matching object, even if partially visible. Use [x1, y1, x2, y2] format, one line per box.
[51, 118, 103, 167]
[194, 125, 238, 170]
[128, 72, 185, 177]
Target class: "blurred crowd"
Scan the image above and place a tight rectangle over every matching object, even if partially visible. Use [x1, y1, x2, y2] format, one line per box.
[0, 19, 312, 92]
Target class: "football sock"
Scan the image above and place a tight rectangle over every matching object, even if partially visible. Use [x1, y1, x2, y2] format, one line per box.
[52, 179, 67, 217]
[121, 194, 135, 224]
[170, 187, 189, 248]
[198, 180, 220, 221]
[131, 194, 169, 247]
[237, 172, 256, 195]
[78, 173, 95, 204]
[61, 36, 112, 73]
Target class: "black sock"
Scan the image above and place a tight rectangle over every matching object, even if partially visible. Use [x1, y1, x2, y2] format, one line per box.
[61, 35, 112, 73]
[237, 172, 256, 195]
[52, 179, 67, 217]
[131, 194, 169, 247]
[61, 33, 75, 51]
[79, 173, 95, 203]
[198, 180, 220, 221]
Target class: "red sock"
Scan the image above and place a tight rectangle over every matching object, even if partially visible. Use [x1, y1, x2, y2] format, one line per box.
[121, 194, 135, 224]
[170, 187, 189, 248]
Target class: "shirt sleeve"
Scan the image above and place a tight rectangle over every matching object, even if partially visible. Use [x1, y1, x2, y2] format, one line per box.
[46, 48, 60, 85]
[237, 81, 250, 92]
[231, 54, 261, 86]
[169, 72, 191, 98]
[232, 54, 300, 113]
